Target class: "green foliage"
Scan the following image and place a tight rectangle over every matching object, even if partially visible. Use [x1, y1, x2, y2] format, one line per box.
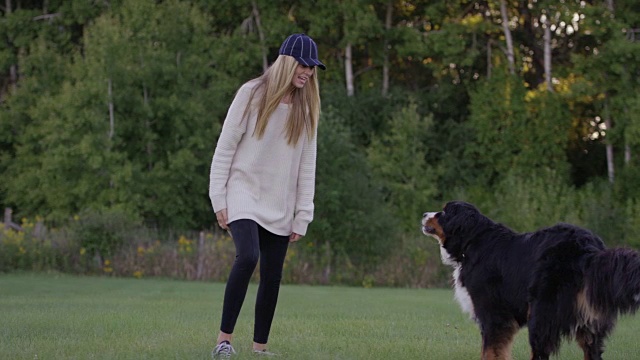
[622, 198, 640, 249]
[309, 108, 396, 264]
[574, 180, 626, 246]
[68, 207, 141, 261]
[368, 101, 437, 231]
[1, 0, 232, 228]
[467, 70, 529, 184]
[0, 217, 59, 272]
[482, 171, 584, 232]
[320, 84, 407, 145]
[2, 0, 640, 272]
[467, 70, 572, 186]
[522, 90, 572, 178]
[448, 172, 640, 250]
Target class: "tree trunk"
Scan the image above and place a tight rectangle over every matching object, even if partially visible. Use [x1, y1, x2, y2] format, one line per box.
[606, 120, 614, 183]
[381, 1, 393, 97]
[196, 231, 205, 280]
[605, 0, 614, 12]
[6, 0, 18, 94]
[604, 0, 615, 182]
[543, 15, 552, 91]
[4, 208, 11, 231]
[625, 144, 631, 164]
[322, 241, 331, 284]
[499, 0, 516, 75]
[108, 78, 115, 139]
[345, 43, 354, 96]
[604, 102, 614, 183]
[487, 38, 493, 78]
[251, 1, 268, 72]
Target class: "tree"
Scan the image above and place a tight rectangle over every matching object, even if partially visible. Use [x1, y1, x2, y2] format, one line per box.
[0, 0, 108, 213]
[2, 0, 229, 228]
[368, 101, 437, 231]
[572, 1, 640, 184]
[310, 108, 396, 267]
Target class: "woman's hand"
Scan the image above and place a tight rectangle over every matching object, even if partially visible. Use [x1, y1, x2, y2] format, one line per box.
[215, 209, 228, 230]
[289, 233, 302, 243]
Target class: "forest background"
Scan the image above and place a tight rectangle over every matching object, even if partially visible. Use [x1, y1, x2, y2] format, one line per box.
[1, 0, 640, 287]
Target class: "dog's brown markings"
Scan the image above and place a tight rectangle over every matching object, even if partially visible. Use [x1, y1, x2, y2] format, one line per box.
[481, 319, 518, 360]
[575, 288, 603, 326]
[425, 216, 445, 245]
[575, 288, 603, 360]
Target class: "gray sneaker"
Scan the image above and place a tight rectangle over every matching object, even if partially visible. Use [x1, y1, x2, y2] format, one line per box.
[212, 341, 236, 359]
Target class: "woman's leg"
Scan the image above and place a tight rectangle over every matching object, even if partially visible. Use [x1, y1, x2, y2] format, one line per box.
[218, 219, 260, 337]
[253, 226, 289, 348]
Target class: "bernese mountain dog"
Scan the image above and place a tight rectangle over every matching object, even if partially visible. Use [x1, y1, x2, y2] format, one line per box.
[421, 200, 640, 360]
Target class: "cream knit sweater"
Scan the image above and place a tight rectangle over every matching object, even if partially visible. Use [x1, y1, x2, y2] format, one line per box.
[209, 80, 317, 236]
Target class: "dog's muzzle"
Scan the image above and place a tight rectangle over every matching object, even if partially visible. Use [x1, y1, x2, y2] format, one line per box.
[422, 212, 438, 235]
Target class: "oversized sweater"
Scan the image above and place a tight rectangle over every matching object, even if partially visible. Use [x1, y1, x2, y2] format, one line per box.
[209, 80, 317, 236]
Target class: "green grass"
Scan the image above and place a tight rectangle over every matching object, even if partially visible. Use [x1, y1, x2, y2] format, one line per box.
[1, 274, 639, 359]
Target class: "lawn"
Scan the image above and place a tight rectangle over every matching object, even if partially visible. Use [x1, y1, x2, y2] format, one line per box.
[1, 273, 639, 359]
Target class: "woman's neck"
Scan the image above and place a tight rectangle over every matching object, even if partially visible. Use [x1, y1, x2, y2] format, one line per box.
[281, 89, 295, 104]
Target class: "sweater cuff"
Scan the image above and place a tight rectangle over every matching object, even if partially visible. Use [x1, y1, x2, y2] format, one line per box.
[211, 195, 227, 213]
[292, 220, 309, 236]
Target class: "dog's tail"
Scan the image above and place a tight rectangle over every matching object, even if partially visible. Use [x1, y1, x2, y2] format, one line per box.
[585, 248, 640, 316]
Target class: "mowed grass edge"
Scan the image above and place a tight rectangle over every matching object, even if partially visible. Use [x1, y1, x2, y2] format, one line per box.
[1, 273, 639, 359]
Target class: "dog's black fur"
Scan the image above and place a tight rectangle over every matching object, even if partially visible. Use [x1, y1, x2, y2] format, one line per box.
[421, 201, 640, 360]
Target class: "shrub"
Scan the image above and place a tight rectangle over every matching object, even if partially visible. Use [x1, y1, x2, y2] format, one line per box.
[67, 207, 142, 266]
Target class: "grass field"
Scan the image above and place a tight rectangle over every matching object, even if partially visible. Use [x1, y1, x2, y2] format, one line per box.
[1, 273, 639, 359]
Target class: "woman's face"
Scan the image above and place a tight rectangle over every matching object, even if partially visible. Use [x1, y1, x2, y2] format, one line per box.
[291, 64, 315, 89]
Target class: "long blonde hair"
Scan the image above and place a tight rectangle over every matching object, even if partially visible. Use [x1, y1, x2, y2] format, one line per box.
[243, 55, 320, 146]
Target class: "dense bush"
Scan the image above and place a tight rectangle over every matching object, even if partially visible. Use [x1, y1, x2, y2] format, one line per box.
[0, 214, 445, 287]
[1, 0, 640, 286]
[67, 208, 142, 265]
[4, 180, 640, 287]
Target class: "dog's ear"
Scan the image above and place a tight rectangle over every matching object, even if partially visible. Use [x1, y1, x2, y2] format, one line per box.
[446, 211, 480, 238]
[441, 201, 485, 242]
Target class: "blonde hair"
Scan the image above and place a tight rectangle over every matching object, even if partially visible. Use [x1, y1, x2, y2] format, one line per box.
[243, 55, 320, 146]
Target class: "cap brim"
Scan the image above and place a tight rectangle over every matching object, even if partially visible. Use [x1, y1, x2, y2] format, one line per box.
[296, 57, 326, 70]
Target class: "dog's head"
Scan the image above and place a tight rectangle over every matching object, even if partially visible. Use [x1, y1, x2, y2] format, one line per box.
[421, 201, 486, 265]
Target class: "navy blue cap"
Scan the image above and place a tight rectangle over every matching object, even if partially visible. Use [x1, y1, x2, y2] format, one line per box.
[279, 33, 326, 70]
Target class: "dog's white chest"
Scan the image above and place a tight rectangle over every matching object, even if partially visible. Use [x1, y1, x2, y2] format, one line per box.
[452, 266, 476, 321]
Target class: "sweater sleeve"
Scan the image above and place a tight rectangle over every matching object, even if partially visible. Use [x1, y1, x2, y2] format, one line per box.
[292, 126, 317, 236]
[209, 85, 251, 212]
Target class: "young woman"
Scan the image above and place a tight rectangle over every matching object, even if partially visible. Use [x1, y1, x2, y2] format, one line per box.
[209, 33, 325, 358]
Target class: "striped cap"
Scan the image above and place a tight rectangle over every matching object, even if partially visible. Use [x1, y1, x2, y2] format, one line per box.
[279, 33, 326, 70]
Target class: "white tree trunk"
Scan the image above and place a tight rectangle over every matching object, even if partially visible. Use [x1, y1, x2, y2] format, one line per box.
[605, 0, 615, 182]
[625, 144, 631, 164]
[499, 0, 515, 75]
[251, 1, 268, 72]
[6, 0, 17, 93]
[487, 38, 493, 78]
[381, 1, 393, 97]
[345, 43, 354, 97]
[108, 78, 115, 140]
[543, 15, 553, 91]
[605, 103, 614, 183]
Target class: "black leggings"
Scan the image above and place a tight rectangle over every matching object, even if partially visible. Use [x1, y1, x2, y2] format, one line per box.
[220, 219, 289, 344]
